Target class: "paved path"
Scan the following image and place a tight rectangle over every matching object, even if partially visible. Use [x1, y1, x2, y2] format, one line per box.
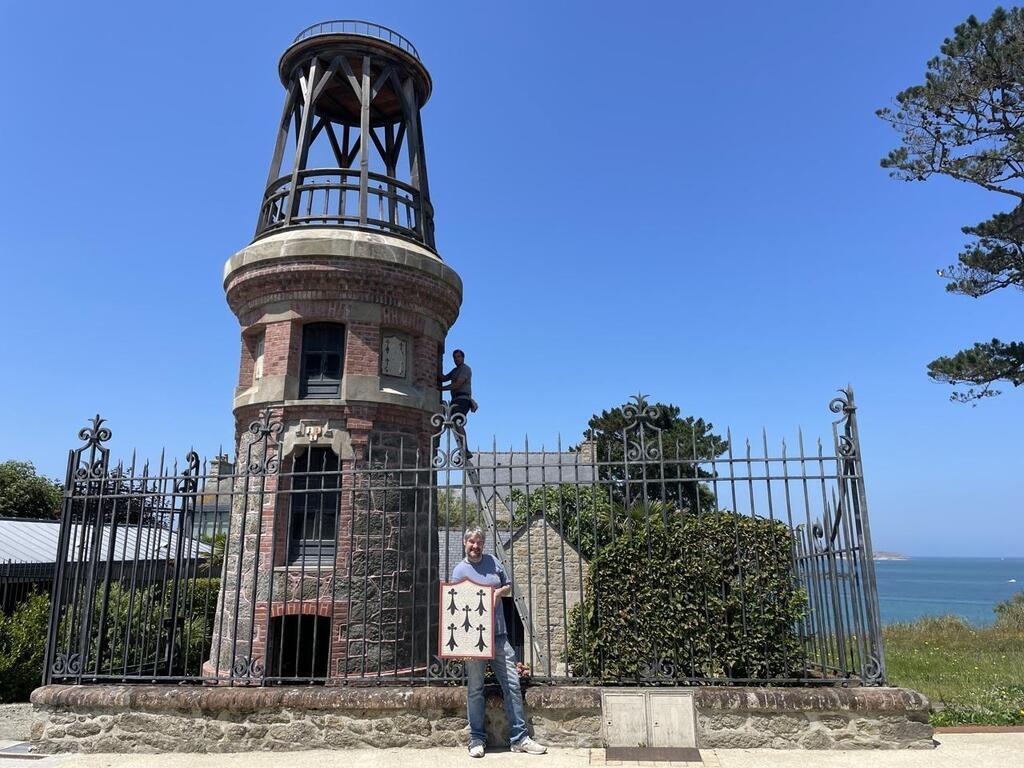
[1, 734, 1022, 768]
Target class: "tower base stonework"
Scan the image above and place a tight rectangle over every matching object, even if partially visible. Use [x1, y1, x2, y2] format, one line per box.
[207, 227, 460, 681]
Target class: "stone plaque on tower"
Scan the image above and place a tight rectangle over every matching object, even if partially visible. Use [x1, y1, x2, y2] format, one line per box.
[381, 334, 408, 378]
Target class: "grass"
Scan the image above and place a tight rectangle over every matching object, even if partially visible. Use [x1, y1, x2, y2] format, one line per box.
[883, 616, 1024, 726]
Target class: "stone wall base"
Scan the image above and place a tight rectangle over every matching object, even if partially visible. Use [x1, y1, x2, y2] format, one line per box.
[0, 703, 36, 741]
[694, 688, 933, 749]
[29, 685, 932, 753]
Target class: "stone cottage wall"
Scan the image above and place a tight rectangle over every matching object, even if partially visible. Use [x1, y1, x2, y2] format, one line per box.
[508, 517, 585, 677]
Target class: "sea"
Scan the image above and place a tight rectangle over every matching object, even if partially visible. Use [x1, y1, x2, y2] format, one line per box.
[874, 557, 1024, 626]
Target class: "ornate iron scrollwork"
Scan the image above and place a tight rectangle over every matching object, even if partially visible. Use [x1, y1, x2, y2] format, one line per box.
[248, 408, 284, 440]
[638, 656, 677, 683]
[829, 388, 859, 458]
[231, 656, 265, 679]
[812, 491, 847, 553]
[622, 393, 659, 430]
[245, 409, 283, 474]
[862, 654, 884, 684]
[51, 652, 82, 677]
[428, 655, 466, 682]
[174, 451, 201, 494]
[77, 414, 112, 449]
[72, 414, 112, 481]
[430, 401, 468, 469]
[623, 394, 663, 461]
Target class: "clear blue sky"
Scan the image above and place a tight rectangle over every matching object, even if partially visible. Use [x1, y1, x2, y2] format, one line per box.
[0, 1, 1020, 557]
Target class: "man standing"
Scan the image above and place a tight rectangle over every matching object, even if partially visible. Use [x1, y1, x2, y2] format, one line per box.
[452, 527, 547, 758]
[439, 349, 474, 453]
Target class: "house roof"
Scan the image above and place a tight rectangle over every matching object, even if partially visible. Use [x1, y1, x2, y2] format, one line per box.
[468, 452, 597, 492]
[0, 517, 210, 565]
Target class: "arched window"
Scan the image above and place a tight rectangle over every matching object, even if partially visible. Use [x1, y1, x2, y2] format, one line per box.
[288, 447, 340, 564]
[300, 323, 344, 399]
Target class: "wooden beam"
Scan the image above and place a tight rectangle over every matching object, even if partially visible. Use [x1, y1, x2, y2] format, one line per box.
[310, 116, 326, 143]
[311, 58, 340, 103]
[345, 136, 361, 167]
[389, 68, 415, 118]
[287, 57, 320, 224]
[370, 65, 392, 104]
[368, 127, 388, 163]
[324, 122, 345, 168]
[358, 55, 370, 225]
[337, 56, 363, 103]
[402, 76, 423, 192]
[393, 122, 406, 166]
[264, 81, 297, 188]
[384, 123, 397, 225]
[384, 123, 397, 176]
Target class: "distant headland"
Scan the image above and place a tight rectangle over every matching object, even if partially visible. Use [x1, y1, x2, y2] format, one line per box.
[874, 551, 909, 561]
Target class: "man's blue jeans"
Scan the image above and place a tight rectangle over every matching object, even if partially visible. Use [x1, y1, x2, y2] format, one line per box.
[465, 634, 528, 746]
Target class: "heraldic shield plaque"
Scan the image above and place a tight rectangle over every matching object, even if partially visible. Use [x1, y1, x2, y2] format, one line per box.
[439, 580, 495, 660]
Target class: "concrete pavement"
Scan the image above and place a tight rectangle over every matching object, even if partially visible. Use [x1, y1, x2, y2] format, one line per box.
[2, 734, 1022, 768]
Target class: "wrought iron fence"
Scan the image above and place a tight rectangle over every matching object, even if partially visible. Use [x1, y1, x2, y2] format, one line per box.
[43, 389, 884, 687]
[1, 559, 52, 615]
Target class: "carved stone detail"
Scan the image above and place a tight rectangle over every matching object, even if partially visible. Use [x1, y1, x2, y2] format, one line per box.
[281, 419, 354, 460]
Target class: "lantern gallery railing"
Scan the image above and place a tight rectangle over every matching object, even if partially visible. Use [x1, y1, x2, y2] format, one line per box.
[43, 390, 885, 688]
[255, 169, 434, 247]
[291, 20, 421, 60]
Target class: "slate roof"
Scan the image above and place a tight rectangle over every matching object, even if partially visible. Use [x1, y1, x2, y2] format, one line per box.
[0, 517, 210, 566]
[468, 452, 596, 495]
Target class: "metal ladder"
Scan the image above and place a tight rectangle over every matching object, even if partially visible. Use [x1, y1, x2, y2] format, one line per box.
[460, 453, 545, 673]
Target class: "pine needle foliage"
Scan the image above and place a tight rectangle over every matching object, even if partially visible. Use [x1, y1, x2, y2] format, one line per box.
[878, 7, 1024, 401]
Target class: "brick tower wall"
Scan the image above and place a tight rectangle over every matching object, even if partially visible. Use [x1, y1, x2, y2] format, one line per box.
[206, 229, 462, 680]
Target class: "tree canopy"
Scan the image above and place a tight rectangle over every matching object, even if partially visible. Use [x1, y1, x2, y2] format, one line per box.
[878, 7, 1024, 401]
[0, 461, 62, 519]
[578, 395, 728, 513]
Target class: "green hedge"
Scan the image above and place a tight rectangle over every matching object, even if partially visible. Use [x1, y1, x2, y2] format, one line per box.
[565, 511, 806, 682]
[994, 591, 1024, 631]
[0, 592, 50, 702]
[76, 578, 221, 678]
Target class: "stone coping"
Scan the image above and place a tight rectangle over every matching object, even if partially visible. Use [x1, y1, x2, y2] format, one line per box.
[693, 687, 930, 714]
[31, 685, 599, 714]
[31, 684, 922, 715]
[224, 228, 463, 295]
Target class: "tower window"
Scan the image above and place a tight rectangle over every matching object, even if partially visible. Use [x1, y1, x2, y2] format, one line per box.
[300, 323, 344, 399]
[253, 333, 265, 382]
[288, 447, 340, 565]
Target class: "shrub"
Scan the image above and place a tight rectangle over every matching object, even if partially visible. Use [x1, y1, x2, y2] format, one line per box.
[508, 485, 617, 559]
[565, 511, 805, 682]
[103, 578, 220, 677]
[0, 592, 50, 702]
[55, 577, 221, 679]
[994, 591, 1024, 631]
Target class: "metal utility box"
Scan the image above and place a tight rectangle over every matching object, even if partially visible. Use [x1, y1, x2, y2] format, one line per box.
[601, 689, 697, 748]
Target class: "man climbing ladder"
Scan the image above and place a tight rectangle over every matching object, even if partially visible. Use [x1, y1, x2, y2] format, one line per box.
[439, 348, 475, 457]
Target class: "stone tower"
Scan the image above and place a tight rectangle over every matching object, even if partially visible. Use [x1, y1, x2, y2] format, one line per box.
[207, 21, 461, 681]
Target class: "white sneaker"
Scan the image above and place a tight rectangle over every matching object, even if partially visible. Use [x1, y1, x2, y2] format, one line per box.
[469, 742, 485, 758]
[511, 737, 547, 755]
